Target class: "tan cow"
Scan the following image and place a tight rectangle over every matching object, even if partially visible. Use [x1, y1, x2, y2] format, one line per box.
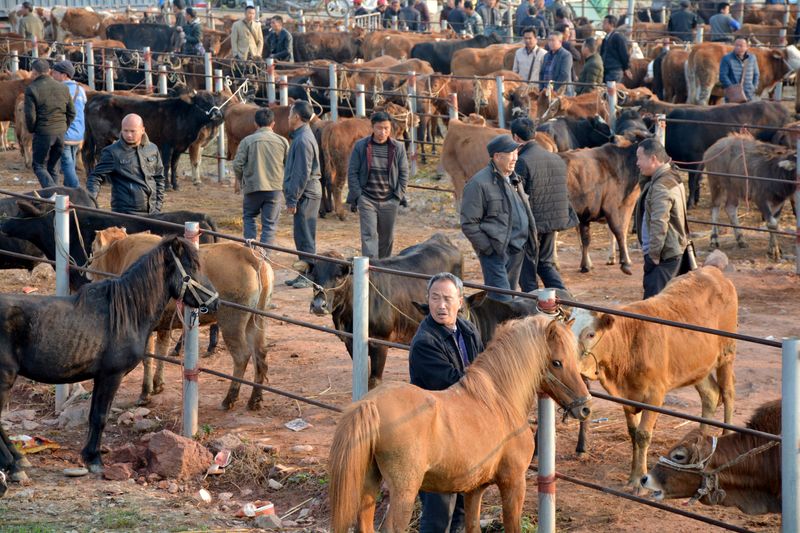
[686, 43, 800, 105]
[50, 7, 113, 41]
[88, 228, 274, 410]
[573, 253, 737, 490]
[450, 43, 520, 76]
[659, 48, 690, 102]
[642, 399, 781, 514]
[0, 77, 33, 153]
[736, 23, 786, 46]
[13, 94, 30, 168]
[743, 3, 796, 27]
[445, 70, 525, 123]
[361, 30, 456, 60]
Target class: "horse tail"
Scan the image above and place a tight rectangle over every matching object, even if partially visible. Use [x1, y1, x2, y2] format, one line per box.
[704, 249, 729, 271]
[329, 400, 380, 533]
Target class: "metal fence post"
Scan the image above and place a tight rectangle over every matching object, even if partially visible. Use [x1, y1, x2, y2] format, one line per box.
[408, 71, 418, 177]
[655, 113, 666, 145]
[10, 50, 18, 73]
[694, 25, 704, 43]
[182, 221, 201, 438]
[143, 46, 153, 93]
[266, 58, 276, 104]
[329, 63, 339, 121]
[206, 6, 213, 29]
[449, 92, 458, 121]
[105, 60, 114, 92]
[355, 83, 366, 117]
[392, 15, 398, 30]
[54, 195, 71, 412]
[31, 37, 38, 59]
[606, 81, 617, 133]
[279, 75, 289, 106]
[158, 65, 168, 95]
[299, 10, 306, 33]
[537, 392, 557, 533]
[782, 337, 800, 533]
[495, 75, 506, 129]
[203, 51, 213, 92]
[214, 69, 226, 183]
[780, 10, 790, 46]
[352, 257, 369, 401]
[626, 0, 634, 25]
[86, 42, 95, 91]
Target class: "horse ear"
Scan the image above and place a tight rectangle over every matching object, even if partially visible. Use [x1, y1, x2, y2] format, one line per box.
[596, 313, 615, 331]
[16, 200, 44, 217]
[565, 317, 575, 328]
[412, 301, 429, 315]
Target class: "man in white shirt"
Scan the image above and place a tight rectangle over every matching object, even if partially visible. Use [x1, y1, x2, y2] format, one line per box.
[512, 27, 547, 84]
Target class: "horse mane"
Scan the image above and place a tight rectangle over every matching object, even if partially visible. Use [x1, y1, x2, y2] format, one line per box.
[461, 315, 563, 424]
[77, 237, 184, 336]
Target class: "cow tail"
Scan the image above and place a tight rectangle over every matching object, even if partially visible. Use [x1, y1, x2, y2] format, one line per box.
[684, 60, 695, 104]
[81, 121, 96, 176]
[205, 215, 219, 243]
[329, 400, 380, 533]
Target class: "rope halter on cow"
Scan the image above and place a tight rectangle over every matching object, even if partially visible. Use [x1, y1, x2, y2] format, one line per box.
[169, 249, 219, 314]
[578, 329, 605, 379]
[657, 437, 780, 506]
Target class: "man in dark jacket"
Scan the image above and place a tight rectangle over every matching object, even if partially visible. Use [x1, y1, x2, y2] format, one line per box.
[181, 7, 204, 56]
[383, 0, 403, 27]
[409, 272, 483, 532]
[600, 15, 631, 83]
[24, 60, 76, 188]
[399, 0, 421, 31]
[347, 111, 409, 259]
[283, 101, 322, 288]
[87, 114, 165, 215]
[353, 0, 370, 16]
[540, 32, 574, 94]
[667, 0, 699, 42]
[461, 134, 538, 302]
[414, 0, 431, 30]
[577, 36, 603, 94]
[511, 118, 577, 291]
[265, 15, 293, 62]
[446, 0, 468, 32]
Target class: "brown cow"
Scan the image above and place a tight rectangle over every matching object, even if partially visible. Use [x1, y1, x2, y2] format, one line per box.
[88, 229, 274, 410]
[736, 23, 785, 46]
[450, 43, 520, 76]
[362, 30, 455, 60]
[535, 87, 611, 121]
[686, 43, 800, 105]
[573, 253, 737, 489]
[659, 48, 690, 102]
[704, 132, 797, 259]
[0, 77, 33, 152]
[50, 7, 113, 40]
[642, 399, 781, 514]
[743, 3, 795, 27]
[560, 139, 642, 274]
[13, 94, 30, 168]
[224, 103, 293, 160]
[446, 70, 524, 122]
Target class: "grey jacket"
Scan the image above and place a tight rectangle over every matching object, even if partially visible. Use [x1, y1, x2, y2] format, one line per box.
[634, 164, 688, 262]
[346, 136, 409, 205]
[540, 47, 573, 92]
[87, 134, 165, 215]
[233, 127, 289, 194]
[460, 162, 538, 259]
[283, 123, 321, 208]
[515, 141, 578, 234]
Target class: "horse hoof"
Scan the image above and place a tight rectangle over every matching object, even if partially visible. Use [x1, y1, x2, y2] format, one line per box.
[153, 383, 165, 395]
[738, 240, 749, 249]
[136, 395, 152, 407]
[709, 241, 719, 251]
[17, 457, 31, 468]
[220, 399, 235, 411]
[620, 263, 633, 276]
[202, 348, 217, 358]
[11, 470, 29, 483]
[336, 212, 347, 222]
[87, 463, 103, 474]
[247, 399, 262, 411]
[606, 259, 616, 266]
[580, 266, 590, 274]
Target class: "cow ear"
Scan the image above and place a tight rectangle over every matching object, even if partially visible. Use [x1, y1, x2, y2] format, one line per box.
[16, 200, 44, 217]
[596, 313, 615, 331]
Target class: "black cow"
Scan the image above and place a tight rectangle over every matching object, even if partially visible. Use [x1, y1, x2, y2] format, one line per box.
[665, 101, 791, 208]
[293, 32, 364, 63]
[82, 91, 224, 191]
[536, 116, 613, 152]
[0, 186, 96, 220]
[0, 234, 45, 271]
[308, 233, 463, 389]
[105, 23, 182, 53]
[2, 204, 218, 290]
[410, 33, 503, 75]
[615, 109, 653, 141]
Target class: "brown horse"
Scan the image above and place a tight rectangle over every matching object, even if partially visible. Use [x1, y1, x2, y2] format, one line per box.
[88, 228, 273, 410]
[328, 316, 591, 532]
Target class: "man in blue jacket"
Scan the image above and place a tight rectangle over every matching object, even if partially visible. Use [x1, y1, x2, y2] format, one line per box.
[720, 37, 760, 102]
[51, 60, 84, 188]
[283, 101, 322, 288]
[409, 272, 483, 533]
[347, 111, 409, 259]
[540, 31, 574, 95]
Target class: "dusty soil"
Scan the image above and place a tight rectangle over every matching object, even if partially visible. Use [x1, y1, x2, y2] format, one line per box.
[0, 138, 797, 533]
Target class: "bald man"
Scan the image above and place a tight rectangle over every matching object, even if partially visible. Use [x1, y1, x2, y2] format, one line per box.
[87, 114, 166, 214]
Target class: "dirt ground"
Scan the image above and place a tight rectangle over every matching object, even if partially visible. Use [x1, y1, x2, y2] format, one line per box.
[0, 135, 797, 533]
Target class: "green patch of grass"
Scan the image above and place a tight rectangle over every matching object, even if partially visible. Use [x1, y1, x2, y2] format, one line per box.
[0, 523, 61, 533]
[521, 515, 538, 533]
[100, 508, 144, 530]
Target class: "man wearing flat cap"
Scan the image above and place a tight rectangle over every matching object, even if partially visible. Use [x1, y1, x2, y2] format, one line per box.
[461, 134, 538, 302]
[51, 60, 86, 188]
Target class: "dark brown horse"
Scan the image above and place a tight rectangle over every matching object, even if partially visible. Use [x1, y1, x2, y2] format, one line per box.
[0, 236, 218, 482]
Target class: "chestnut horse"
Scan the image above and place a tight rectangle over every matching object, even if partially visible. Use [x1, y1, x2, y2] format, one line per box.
[328, 315, 591, 532]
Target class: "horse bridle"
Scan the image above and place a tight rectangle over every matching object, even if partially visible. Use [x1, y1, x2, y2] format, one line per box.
[656, 436, 779, 505]
[543, 370, 591, 422]
[169, 249, 219, 314]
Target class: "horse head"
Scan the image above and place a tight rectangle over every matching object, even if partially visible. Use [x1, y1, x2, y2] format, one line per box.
[540, 318, 592, 421]
[165, 236, 218, 313]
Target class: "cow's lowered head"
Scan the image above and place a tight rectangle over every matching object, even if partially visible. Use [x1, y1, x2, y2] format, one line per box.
[187, 90, 224, 122]
[307, 251, 351, 316]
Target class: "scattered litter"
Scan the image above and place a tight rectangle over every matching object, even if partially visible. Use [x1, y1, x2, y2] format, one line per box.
[591, 418, 609, 424]
[21, 287, 38, 294]
[204, 449, 233, 477]
[10, 435, 60, 454]
[765, 335, 776, 341]
[284, 418, 311, 432]
[674, 420, 693, 429]
[268, 478, 283, 490]
[197, 489, 212, 503]
[290, 444, 313, 453]
[63, 467, 89, 477]
[236, 500, 275, 518]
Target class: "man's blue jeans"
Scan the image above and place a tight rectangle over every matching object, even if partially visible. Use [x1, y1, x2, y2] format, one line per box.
[243, 190, 282, 246]
[477, 249, 525, 301]
[60, 143, 80, 188]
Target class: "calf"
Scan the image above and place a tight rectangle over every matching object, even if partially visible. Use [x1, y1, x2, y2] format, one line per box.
[642, 399, 780, 514]
[704, 133, 797, 259]
[410, 33, 503, 74]
[573, 254, 737, 490]
[536, 116, 613, 152]
[308, 233, 463, 388]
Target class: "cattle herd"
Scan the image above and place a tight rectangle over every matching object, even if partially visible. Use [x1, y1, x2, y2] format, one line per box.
[0, 1, 797, 528]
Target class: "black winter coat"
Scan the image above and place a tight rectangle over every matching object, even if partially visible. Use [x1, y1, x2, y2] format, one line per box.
[515, 141, 577, 233]
[668, 8, 699, 41]
[409, 315, 483, 391]
[24, 75, 75, 136]
[266, 28, 293, 62]
[600, 30, 629, 72]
